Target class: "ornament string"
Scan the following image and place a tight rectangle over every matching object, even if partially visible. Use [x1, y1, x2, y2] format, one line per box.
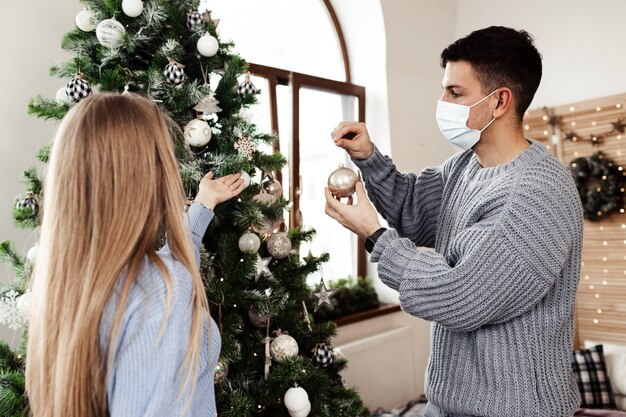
[261, 317, 272, 380]
[301, 300, 312, 332]
[200, 63, 209, 85]
[208, 291, 225, 334]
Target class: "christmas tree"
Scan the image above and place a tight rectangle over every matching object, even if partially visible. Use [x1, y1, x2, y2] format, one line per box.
[0, 1, 370, 416]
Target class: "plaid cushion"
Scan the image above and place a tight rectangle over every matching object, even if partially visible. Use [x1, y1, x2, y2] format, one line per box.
[573, 344, 617, 409]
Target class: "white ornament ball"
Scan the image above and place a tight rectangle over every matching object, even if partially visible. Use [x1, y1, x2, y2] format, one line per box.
[122, 0, 144, 17]
[284, 386, 309, 414]
[197, 33, 219, 57]
[267, 232, 292, 259]
[238, 232, 261, 253]
[333, 347, 345, 361]
[17, 292, 32, 318]
[96, 18, 126, 49]
[27, 244, 39, 263]
[290, 402, 311, 417]
[270, 333, 299, 362]
[75, 9, 97, 32]
[55, 87, 72, 105]
[184, 119, 212, 147]
[240, 171, 251, 188]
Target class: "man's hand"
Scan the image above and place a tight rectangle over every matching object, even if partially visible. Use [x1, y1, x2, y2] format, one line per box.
[331, 122, 375, 160]
[325, 182, 381, 238]
[195, 172, 245, 210]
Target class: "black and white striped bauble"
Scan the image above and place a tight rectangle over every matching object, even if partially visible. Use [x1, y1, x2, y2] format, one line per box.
[164, 61, 185, 85]
[313, 344, 334, 368]
[187, 10, 203, 30]
[65, 75, 92, 103]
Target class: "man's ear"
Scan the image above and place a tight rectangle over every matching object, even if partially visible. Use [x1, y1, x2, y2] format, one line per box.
[493, 87, 513, 118]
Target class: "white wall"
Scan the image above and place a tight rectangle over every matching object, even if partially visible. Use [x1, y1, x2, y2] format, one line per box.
[455, 0, 626, 109]
[0, 1, 80, 346]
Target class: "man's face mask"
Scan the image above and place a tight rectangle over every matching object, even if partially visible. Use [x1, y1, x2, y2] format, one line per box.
[435, 89, 498, 150]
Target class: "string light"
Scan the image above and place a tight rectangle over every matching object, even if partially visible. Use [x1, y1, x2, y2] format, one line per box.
[592, 121, 597, 126]
[597, 309, 603, 314]
[594, 319, 599, 324]
[570, 106, 575, 112]
[596, 107, 602, 111]
[617, 103, 622, 108]
[542, 115, 548, 121]
[589, 285, 594, 290]
[602, 257, 607, 261]
[524, 125, 530, 130]
[571, 121, 576, 127]
[595, 294, 600, 298]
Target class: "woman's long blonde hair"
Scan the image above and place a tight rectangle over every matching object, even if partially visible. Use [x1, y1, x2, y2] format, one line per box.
[26, 93, 209, 417]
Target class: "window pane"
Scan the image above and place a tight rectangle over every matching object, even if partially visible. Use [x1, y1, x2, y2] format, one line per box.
[297, 87, 359, 285]
[211, 0, 345, 81]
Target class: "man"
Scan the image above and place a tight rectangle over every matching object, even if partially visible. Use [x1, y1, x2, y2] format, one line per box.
[325, 26, 583, 417]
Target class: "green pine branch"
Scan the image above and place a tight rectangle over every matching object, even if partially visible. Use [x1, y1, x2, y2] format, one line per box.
[27, 96, 69, 121]
[20, 168, 42, 196]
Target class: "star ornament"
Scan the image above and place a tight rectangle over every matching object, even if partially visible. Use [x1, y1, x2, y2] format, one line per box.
[255, 256, 272, 281]
[612, 118, 626, 134]
[313, 279, 336, 313]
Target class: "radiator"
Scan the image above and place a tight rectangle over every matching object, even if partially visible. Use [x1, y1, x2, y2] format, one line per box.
[337, 325, 418, 411]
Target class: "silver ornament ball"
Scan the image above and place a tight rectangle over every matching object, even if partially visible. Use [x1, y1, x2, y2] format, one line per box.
[55, 87, 72, 105]
[251, 216, 282, 234]
[266, 232, 291, 259]
[270, 334, 299, 362]
[248, 310, 270, 328]
[263, 178, 283, 198]
[214, 360, 228, 383]
[238, 232, 261, 253]
[327, 166, 358, 198]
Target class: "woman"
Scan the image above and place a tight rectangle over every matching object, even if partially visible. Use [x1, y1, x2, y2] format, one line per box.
[25, 93, 244, 417]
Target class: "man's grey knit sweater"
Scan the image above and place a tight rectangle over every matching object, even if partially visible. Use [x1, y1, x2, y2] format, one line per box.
[354, 139, 583, 417]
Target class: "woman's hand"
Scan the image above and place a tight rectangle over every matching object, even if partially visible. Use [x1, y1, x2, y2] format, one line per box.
[195, 172, 245, 210]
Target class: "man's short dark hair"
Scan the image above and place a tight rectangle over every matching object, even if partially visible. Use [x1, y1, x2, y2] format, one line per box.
[440, 26, 542, 121]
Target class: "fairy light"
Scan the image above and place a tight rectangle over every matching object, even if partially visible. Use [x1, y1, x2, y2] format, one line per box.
[603, 268, 608, 274]
[596, 106, 602, 111]
[543, 130, 549, 136]
[592, 121, 597, 126]
[602, 280, 607, 285]
[595, 294, 600, 298]
[571, 121, 576, 127]
[570, 106, 575, 112]
[589, 285, 594, 290]
[524, 125, 530, 130]
[597, 309, 603, 314]
[542, 115, 548, 121]
[602, 257, 607, 261]
[602, 241, 608, 246]
[617, 103, 622, 108]
[594, 319, 599, 324]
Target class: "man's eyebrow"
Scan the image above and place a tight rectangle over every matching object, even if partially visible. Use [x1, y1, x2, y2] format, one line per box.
[442, 84, 464, 90]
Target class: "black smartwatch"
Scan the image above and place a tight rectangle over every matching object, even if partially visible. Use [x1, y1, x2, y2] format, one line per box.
[364, 227, 387, 253]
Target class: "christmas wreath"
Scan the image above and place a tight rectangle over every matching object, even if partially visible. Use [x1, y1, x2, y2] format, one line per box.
[569, 152, 625, 221]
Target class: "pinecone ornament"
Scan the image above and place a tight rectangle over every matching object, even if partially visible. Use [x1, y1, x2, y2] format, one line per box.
[164, 58, 185, 85]
[65, 74, 92, 103]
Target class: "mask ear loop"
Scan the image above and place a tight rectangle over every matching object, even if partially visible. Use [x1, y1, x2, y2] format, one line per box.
[469, 89, 499, 108]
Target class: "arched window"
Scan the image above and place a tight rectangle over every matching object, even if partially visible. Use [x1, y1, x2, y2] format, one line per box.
[211, 0, 366, 284]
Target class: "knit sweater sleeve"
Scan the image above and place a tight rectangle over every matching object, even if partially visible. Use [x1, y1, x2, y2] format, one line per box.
[158, 202, 214, 266]
[370, 171, 583, 332]
[353, 146, 455, 247]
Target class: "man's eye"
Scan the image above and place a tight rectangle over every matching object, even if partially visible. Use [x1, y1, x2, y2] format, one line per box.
[451, 92, 460, 98]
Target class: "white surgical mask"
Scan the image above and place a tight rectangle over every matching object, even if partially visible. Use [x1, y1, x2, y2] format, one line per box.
[436, 89, 498, 150]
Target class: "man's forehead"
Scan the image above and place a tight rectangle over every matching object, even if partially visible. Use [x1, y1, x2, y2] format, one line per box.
[442, 61, 480, 88]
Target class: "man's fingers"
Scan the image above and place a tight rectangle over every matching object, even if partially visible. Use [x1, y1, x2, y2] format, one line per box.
[355, 181, 367, 202]
[347, 195, 353, 205]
